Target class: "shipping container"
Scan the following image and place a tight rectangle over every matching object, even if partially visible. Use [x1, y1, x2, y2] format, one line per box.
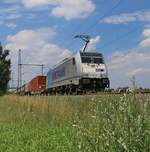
[30, 76, 46, 94]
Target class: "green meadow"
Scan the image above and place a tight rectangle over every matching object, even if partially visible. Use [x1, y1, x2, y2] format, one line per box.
[0, 94, 149, 152]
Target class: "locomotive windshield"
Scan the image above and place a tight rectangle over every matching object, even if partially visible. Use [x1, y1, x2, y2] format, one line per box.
[80, 52, 104, 64]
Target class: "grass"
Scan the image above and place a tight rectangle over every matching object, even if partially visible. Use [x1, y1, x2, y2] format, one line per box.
[0, 94, 150, 152]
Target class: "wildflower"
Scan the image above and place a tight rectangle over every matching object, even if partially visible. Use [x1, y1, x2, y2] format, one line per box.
[8, 107, 12, 111]
[78, 143, 82, 149]
[98, 100, 102, 103]
[72, 124, 78, 127]
[91, 97, 95, 101]
[117, 137, 128, 151]
[91, 115, 96, 119]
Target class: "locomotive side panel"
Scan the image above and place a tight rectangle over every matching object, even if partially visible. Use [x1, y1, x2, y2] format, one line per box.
[50, 57, 79, 88]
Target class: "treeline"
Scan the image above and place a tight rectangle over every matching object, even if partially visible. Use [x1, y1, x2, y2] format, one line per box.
[0, 42, 11, 95]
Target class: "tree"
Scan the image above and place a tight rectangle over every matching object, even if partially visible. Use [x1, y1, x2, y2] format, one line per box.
[0, 42, 11, 95]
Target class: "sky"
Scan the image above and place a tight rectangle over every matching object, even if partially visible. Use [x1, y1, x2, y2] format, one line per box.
[0, 0, 150, 88]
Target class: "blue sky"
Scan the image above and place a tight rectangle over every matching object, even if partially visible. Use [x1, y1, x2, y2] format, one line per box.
[0, 0, 150, 88]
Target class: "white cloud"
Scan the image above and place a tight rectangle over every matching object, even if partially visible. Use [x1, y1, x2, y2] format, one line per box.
[140, 38, 150, 48]
[0, 6, 20, 14]
[80, 36, 101, 52]
[2, 0, 95, 21]
[143, 28, 150, 37]
[0, 21, 17, 29]
[127, 68, 150, 77]
[51, 0, 95, 20]
[88, 36, 101, 51]
[5, 23, 17, 29]
[140, 28, 150, 48]
[108, 50, 150, 88]
[100, 10, 150, 24]
[22, 0, 56, 8]
[6, 14, 22, 20]
[1, 0, 19, 3]
[22, 0, 95, 20]
[108, 27, 150, 88]
[109, 50, 150, 70]
[0, 5, 22, 22]
[6, 27, 72, 82]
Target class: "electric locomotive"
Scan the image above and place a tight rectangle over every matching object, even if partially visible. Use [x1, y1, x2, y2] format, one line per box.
[46, 35, 109, 94]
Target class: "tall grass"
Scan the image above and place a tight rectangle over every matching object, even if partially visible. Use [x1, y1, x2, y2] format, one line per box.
[0, 94, 149, 151]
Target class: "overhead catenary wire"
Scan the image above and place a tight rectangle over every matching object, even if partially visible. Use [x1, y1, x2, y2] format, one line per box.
[84, 0, 122, 34]
[96, 23, 144, 51]
[64, 0, 122, 50]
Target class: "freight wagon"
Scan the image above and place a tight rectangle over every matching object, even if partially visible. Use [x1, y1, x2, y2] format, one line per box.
[17, 76, 46, 95]
[30, 76, 46, 95]
[46, 51, 109, 94]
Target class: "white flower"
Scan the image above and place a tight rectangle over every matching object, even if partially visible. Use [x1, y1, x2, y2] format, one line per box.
[91, 115, 96, 119]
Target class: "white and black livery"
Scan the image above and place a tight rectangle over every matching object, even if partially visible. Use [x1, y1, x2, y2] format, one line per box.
[46, 35, 109, 94]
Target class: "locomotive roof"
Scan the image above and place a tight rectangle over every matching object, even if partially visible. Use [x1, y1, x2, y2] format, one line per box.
[49, 54, 74, 70]
[48, 51, 103, 72]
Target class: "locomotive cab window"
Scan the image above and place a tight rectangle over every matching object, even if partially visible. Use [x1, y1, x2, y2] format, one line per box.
[82, 57, 91, 63]
[80, 52, 104, 64]
[93, 57, 104, 64]
[82, 57, 104, 64]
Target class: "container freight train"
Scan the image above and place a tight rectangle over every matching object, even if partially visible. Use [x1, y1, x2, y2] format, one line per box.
[18, 51, 110, 95]
[18, 76, 47, 95]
